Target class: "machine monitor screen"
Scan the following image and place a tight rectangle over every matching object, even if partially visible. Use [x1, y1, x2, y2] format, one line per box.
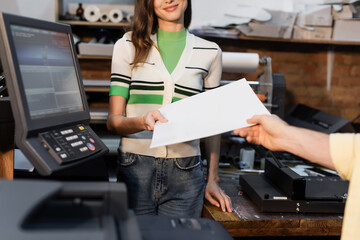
[0, 12, 108, 176]
[10, 24, 84, 119]
[0, 12, 90, 133]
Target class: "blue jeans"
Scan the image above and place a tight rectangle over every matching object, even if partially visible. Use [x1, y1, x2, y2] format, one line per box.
[117, 152, 206, 217]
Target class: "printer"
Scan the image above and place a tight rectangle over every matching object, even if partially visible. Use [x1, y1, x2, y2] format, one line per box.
[240, 157, 348, 213]
[0, 180, 233, 240]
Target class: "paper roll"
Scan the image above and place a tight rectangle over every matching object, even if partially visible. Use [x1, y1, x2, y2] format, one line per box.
[121, 9, 134, 22]
[126, 13, 133, 22]
[100, 13, 109, 23]
[109, 9, 124, 23]
[84, 5, 101, 22]
[222, 52, 259, 73]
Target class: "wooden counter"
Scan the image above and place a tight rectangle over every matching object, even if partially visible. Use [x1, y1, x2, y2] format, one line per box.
[202, 175, 343, 237]
[0, 98, 14, 179]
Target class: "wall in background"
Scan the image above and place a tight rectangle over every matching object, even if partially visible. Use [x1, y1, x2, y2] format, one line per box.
[0, 0, 55, 21]
[63, 0, 134, 4]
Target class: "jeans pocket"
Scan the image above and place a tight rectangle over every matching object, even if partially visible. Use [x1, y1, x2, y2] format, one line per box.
[118, 152, 138, 167]
[173, 156, 201, 170]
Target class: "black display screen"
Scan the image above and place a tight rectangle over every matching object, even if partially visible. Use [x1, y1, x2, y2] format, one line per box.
[10, 24, 83, 119]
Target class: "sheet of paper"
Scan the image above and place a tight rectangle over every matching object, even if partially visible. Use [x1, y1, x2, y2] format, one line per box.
[150, 79, 270, 148]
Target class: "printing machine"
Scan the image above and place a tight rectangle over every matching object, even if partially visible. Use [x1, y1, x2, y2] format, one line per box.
[0, 180, 233, 240]
[240, 157, 349, 213]
[218, 52, 287, 167]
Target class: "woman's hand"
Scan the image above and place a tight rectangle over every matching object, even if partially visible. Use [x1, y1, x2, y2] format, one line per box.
[142, 110, 168, 131]
[205, 179, 232, 212]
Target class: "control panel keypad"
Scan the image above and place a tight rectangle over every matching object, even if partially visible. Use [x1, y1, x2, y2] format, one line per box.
[39, 124, 101, 164]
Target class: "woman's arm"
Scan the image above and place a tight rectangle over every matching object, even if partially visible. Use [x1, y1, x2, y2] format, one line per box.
[107, 95, 167, 135]
[204, 134, 232, 212]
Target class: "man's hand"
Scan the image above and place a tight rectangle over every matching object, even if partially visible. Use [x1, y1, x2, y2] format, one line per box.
[234, 114, 334, 170]
[233, 114, 289, 151]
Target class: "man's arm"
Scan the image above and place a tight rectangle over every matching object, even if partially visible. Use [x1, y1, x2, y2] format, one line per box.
[234, 114, 334, 170]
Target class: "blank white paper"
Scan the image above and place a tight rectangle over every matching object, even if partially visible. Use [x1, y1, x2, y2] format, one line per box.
[150, 79, 270, 148]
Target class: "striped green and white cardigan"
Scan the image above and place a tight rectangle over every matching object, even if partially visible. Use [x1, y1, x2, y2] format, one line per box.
[109, 31, 222, 158]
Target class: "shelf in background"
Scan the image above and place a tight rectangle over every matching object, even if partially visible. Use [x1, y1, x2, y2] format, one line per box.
[60, 20, 131, 28]
[77, 55, 112, 60]
[90, 107, 108, 123]
[191, 29, 360, 46]
[237, 35, 360, 46]
[83, 79, 110, 92]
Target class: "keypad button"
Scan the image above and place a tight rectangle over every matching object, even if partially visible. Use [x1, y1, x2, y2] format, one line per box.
[80, 147, 88, 152]
[87, 143, 95, 151]
[71, 141, 83, 147]
[66, 135, 79, 141]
